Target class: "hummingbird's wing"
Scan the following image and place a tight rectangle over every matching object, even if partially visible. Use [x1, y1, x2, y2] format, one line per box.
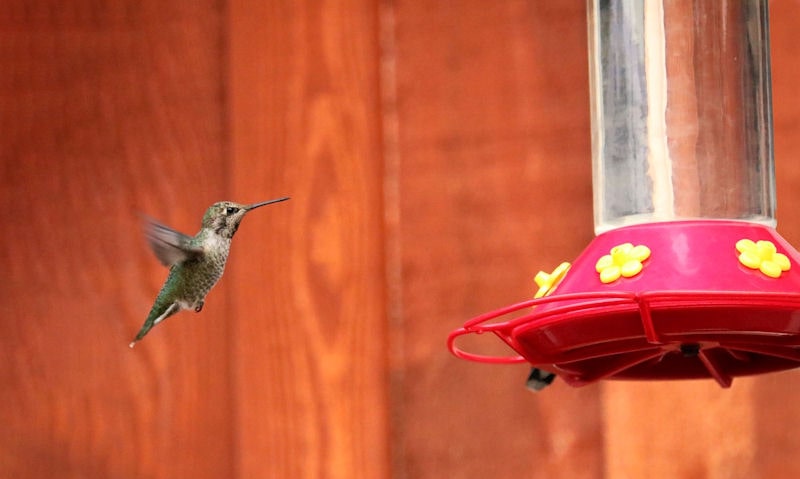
[143, 218, 204, 266]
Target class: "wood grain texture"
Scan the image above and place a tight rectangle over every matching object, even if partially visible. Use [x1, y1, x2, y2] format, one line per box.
[228, 0, 389, 478]
[5, 1, 800, 478]
[0, 1, 233, 478]
[387, 1, 601, 478]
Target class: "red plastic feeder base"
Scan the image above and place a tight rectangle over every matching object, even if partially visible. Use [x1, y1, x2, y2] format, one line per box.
[448, 221, 800, 387]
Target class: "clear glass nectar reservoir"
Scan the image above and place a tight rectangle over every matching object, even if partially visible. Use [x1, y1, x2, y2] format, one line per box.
[588, 0, 775, 234]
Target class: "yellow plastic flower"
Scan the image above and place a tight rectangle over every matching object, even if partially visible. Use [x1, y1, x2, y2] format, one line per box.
[595, 243, 651, 284]
[534, 262, 571, 298]
[736, 239, 790, 278]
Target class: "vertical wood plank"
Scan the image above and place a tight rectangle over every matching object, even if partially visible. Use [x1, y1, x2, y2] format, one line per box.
[387, 1, 602, 478]
[0, 1, 232, 478]
[602, 381, 759, 478]
[751, 2, 800, 476]
[228, 0, 390, 477]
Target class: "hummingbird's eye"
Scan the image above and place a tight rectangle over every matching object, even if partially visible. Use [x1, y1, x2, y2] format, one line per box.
[226, 206, 238, 215]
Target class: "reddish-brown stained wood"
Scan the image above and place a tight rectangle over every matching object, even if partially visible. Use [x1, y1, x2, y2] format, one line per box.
[0, 1, 232, 478]
[228, 0, 389, 478]
[388, 2, 600, 478]
[5, 1, 800, 478]
[773, 2, 800, 244]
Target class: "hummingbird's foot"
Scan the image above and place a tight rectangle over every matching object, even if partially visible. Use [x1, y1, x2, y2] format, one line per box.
[195, 301, 204, 313]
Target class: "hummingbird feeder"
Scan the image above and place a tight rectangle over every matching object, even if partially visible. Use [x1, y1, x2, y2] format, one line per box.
[448, 0, 800, 388]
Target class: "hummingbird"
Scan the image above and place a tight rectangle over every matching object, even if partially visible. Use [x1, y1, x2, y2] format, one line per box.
[129, 197, 290, 348]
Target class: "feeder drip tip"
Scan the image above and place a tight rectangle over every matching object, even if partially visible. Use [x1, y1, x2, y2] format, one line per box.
[526, 368, 557, 392]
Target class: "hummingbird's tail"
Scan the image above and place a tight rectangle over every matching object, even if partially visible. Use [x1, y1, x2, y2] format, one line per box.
[129, 301, 181, 348]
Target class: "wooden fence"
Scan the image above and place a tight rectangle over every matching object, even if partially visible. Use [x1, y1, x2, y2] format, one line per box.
[3, 1, 800, 477]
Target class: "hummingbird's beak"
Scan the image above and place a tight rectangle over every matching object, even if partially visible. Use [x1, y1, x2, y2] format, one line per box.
[245, 197, 290, 211]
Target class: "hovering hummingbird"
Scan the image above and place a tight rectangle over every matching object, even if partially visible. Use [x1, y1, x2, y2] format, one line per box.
[129, 197, 290, 347]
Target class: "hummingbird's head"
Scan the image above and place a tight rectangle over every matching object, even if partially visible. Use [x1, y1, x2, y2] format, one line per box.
[202, 197, 290, 238]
